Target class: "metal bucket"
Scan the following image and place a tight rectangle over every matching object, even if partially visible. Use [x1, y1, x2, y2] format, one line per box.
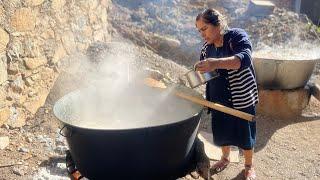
[253, 57, 320, 89]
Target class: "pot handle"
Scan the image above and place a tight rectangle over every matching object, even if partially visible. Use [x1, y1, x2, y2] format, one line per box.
[59, 125, 73, 137]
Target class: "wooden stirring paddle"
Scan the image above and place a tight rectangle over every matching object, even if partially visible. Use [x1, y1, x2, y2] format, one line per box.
[143, 77, 254, 121]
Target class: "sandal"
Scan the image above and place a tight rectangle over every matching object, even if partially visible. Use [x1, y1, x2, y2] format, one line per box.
[210, 156, 230, 174]
[244, 165, 256, 180]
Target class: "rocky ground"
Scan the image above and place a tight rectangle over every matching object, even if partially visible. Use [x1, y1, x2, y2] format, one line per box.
[1, 0, 320, 180]
[109, 0, 320, 66]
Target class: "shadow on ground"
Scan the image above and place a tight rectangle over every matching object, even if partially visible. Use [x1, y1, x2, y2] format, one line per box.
[254, 114, 320, 152]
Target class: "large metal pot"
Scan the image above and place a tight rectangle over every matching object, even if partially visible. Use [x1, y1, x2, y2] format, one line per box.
[53, 86, 203, 179]
[253, 57, 319, 89]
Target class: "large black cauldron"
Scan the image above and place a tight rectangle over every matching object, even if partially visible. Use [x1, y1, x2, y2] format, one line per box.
[53, 85, 203, 179]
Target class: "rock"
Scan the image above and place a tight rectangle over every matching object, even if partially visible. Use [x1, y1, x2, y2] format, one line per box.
[207, 0, 218, 7]
[40, 28, 55, 39]
[10, 76, 25, 94]
[0, 136, 10, 150]
[56, 162, 66, 169]
[51, 0, 66, 11]
[54, 145, 68, 155]
[7, 107, 27, 128]
[0, 107, 10, 127]
[25, 137, 33, 143]
[23, 89, 50, 114]
[24, 0, 45, 7]
[10, 8, 36, 32]
[309, 83, 320, 102]
[19, 147, 30, 153]
[194, 137, 210, 179]
[24, 56, 47, 70]
[0, 28, 9, 53]
[249, 16, 258, 23]
[0, 5, 5, 22]
[2, 124, 10, 129]
[100, 0, 110, 8]
[22, 37, 42, 58]
[189, 0, 205, 6]
[99, 6, 108, 24]
[12, 167, 25, 176]
[24, 77, 34, 87]
[247, 0, 275, 17]
[7, 62, 19, 75]
[61, 31, 76, 54]
[144, 67, 164, 81]
[154, 34, 181, 50]
[0, 87, 6, 106]
[0, 54, 7, 84]
[81, 26, 93, 38]
[93, 29, 105, 42]
[78, 0, 99, 11]
[27, 91, 37, 98]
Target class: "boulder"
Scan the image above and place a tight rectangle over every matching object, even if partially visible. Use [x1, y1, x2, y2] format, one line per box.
[247, 0, 275, 17]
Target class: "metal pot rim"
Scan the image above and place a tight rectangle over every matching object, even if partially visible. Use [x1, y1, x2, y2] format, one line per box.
[253, 56, 320, 62]
[53, 88, 204, 131]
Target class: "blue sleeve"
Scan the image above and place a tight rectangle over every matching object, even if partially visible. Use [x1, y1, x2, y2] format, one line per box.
[230, 30, 253, 70]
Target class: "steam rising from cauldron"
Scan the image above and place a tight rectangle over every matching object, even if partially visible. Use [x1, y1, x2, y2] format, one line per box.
[56, 41, 202, 129]
[254, 41, 320, 60]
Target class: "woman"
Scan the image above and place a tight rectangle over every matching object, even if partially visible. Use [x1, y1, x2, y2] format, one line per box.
[194, 8, 258, 180]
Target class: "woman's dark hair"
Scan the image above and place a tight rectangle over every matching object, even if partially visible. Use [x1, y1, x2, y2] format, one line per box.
[196, 8, 227, 28]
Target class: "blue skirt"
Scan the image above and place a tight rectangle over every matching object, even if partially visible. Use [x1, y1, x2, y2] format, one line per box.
[211, 106, 256, 150]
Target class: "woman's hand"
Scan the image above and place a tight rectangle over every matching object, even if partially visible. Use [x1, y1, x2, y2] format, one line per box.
[194, 58, 220, 73]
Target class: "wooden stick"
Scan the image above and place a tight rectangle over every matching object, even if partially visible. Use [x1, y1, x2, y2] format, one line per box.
[144, 78, 253, 121]
[175, 92, 253, 121]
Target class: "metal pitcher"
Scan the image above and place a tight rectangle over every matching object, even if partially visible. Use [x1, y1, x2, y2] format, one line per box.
[183, 70, 219, 88]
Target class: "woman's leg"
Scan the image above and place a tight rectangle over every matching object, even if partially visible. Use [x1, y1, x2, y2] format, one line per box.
[243, 149, 256, 179]
[221, 146, 230, 159]
[243, 149, 253, 166]
[210, 146, 231, 173]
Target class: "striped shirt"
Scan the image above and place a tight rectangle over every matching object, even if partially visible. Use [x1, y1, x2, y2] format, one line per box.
[200, 28, 258, 110]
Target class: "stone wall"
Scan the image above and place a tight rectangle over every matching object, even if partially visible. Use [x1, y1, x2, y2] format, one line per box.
[0, 0, 111, 128]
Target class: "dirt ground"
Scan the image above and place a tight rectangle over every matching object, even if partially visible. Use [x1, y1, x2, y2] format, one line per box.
[0, 42, 320, 180]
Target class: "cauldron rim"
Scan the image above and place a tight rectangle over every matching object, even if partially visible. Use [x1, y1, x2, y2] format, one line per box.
[53, 88, 204, 131]
[54, 110, 203, 131]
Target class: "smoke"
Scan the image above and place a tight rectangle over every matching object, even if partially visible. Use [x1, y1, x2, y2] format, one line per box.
[54, 41, 202, 130]
[254, 26, 320, 61]
[254, 41, 320, 60]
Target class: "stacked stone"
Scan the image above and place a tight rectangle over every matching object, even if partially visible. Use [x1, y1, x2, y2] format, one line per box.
[0, 0, 111, 128]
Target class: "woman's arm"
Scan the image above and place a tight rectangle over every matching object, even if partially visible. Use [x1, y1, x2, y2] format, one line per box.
[195, 56, 241, 73]
[196, 29, 253, 73]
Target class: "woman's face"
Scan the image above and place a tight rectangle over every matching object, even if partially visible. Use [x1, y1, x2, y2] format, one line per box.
[196, 18, 220, 44]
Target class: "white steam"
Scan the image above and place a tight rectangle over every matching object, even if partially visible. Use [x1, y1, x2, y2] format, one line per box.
[54, 41, 202, 130]
[254, 41, 320, 60]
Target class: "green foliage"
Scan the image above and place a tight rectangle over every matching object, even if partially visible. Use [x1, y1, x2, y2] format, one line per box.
[317, 26, 320, 34]
[306, 22, 320, 34]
